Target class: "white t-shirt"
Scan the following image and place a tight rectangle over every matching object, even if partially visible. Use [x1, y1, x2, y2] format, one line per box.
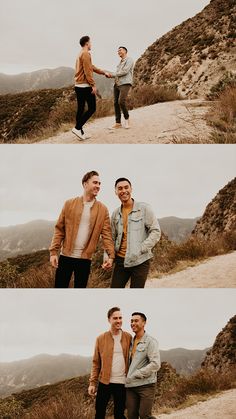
[70, 200, 94, 258]
[110, 331, 126, 384]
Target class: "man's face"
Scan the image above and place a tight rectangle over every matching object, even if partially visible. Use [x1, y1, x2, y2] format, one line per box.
[115, 180, 132, 204]
[131, 315, 146, 334]
[118, 47, 126, 58]
[109, 310, 123, 331]
[87, 39, 92, 50]
[83, 175, 101, 197]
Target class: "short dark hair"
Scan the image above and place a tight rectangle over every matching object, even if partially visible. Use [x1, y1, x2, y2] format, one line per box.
[107, 307, 121, 319]
[118, 46, 128, 53]
[82, 170, 99, 185]
[115, 177, 132, 187]
[132, 312, 147, 322]
[80, 36, 90, 47]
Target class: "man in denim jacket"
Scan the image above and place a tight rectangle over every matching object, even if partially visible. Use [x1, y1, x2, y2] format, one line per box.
[126, 312, 160, 419]
[111, 178, 161, 288]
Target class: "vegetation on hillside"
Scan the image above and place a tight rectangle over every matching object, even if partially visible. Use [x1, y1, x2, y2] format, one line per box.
[1, 231, 235, 288]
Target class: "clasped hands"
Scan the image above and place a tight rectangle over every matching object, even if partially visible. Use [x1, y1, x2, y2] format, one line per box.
[104, 72, 112, 78]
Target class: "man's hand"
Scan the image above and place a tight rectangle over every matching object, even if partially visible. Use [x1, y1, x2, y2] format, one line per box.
[102, 258, 113, 270]
[105, 72, 112, 78]
[88, 385, 96, 396]
[50, 255, 58, 268]
[91, 86, 97, 95]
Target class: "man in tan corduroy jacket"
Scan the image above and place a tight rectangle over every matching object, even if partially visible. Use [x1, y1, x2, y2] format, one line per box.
[49, 170, 114, 288]
[88, 307, 132, 419]
[72, 35, 108, 141]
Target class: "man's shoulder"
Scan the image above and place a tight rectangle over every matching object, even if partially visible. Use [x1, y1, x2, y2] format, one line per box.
[96, 200, 108, 213]
[96, 331, 111, 341]
[122, 330, 132, 340]
[135, 201, 150, 210]
[145, 333, 159, 346]
[64, 196, 81, 207]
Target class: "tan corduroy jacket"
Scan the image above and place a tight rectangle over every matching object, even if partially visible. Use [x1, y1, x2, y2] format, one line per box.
[75, 50, 104, 86]
[49, 196, 115, 260]
[89, 331, 132, 386]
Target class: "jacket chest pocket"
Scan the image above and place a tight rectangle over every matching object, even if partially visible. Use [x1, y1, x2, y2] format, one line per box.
[129, 215, 143, 231]
[136, 344, 146, 356]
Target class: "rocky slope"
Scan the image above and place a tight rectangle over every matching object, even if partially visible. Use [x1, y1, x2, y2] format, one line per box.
[134, 0, 236, 98]
[202, 315, 236, 372]
[192, 177, 236, 239]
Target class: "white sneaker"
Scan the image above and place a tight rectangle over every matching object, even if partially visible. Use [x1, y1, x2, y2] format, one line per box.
[83, 131, 91, 140]
[72, 128, 86, 140]
[108, 123, 122, 130]
[124, 119, 130, 129]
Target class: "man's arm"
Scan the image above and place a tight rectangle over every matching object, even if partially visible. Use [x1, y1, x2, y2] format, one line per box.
[141, 205, 161, 253]
[89, 337, 101, 391]
[49, 203, 66, 260]
[92, 64, 106, 75]
[101, 208, 115, 263]
[134, 339, 160, 379]
[81, 51, 96, 86]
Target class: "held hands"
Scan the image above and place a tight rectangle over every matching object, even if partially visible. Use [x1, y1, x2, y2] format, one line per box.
[105, 72, 112, 78]
[102, 258, 113, 270]
[91, 86, 97, 95]
[50, 255, 58, 268]
[88, 385, 97, 397]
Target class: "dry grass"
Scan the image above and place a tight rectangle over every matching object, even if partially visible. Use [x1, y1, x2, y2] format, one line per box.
[207, 83, 236, 144]
[128, 85, 181, 109]
[154, 368, 236, 413]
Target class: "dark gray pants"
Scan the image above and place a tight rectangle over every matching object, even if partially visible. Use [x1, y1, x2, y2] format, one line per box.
[114, 84, 131, 123]
[126, 384, 156, 419]
[111, 257, 150, 288]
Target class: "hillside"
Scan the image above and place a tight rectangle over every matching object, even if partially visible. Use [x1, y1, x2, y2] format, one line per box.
[0, 67, 74, 94]
[134, 0, 236, 98]
[192, 177, 236, 239]
[202, 315, 236, 372]
[0, 354, 91, 398]
[0, 348, 207, 397]
[159, 216, 199, 243]
[0, 216, 198, 261]
[0, 220, 54, 261]
[0, 67, 113, 97]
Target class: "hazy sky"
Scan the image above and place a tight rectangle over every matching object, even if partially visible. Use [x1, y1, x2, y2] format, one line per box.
[0, 0, 209, 74]
[0, 289, 235, 362]
[0, 144, 235, 226]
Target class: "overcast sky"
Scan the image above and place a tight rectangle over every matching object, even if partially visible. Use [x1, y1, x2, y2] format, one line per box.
[0, 289, 235, 362]
[0, 144, 235, 226]
[0, 0, 209, 74]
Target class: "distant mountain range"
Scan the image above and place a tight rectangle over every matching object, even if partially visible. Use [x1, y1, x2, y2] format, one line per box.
[0, 67, 113, 98]
[0, 347, 207, 397]
[0, 217, 198, 261]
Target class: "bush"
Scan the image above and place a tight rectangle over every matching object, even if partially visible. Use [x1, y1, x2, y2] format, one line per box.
[128, 85, 181, 109]
[207, 72, 236, 100]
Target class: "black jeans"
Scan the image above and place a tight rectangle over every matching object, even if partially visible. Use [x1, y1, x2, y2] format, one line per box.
[126, 384, 156, 419]
[114, 84, 131, 122]
[54, 255, 91, 288]
[75, 86, 96, 130]
[95, 382, 126, 419]
[111, 257, 150, 288]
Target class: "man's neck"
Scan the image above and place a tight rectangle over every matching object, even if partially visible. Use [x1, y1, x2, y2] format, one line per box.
[122, 198, 133, 209]
[135, 330, 145, 340]
[83, 193, 95, 203]
[111, 328, 121, 336]
[82, 46, 90, 53]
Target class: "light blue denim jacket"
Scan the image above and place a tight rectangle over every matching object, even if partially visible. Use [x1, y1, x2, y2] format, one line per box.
[111, 56, 134, 86]
[111, 200, 161, 268]
[126, 332, 160, 388]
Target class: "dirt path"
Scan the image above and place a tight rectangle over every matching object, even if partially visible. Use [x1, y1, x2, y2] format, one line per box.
[39, 99, 211, 144]
[146, 252, 236, 288]
[155, 389, 236, 418]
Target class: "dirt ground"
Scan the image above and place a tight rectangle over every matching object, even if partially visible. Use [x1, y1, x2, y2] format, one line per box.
[155, 389, 236, 418]
[38, 99, 211, 144]
[146, 252, 236, 288]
